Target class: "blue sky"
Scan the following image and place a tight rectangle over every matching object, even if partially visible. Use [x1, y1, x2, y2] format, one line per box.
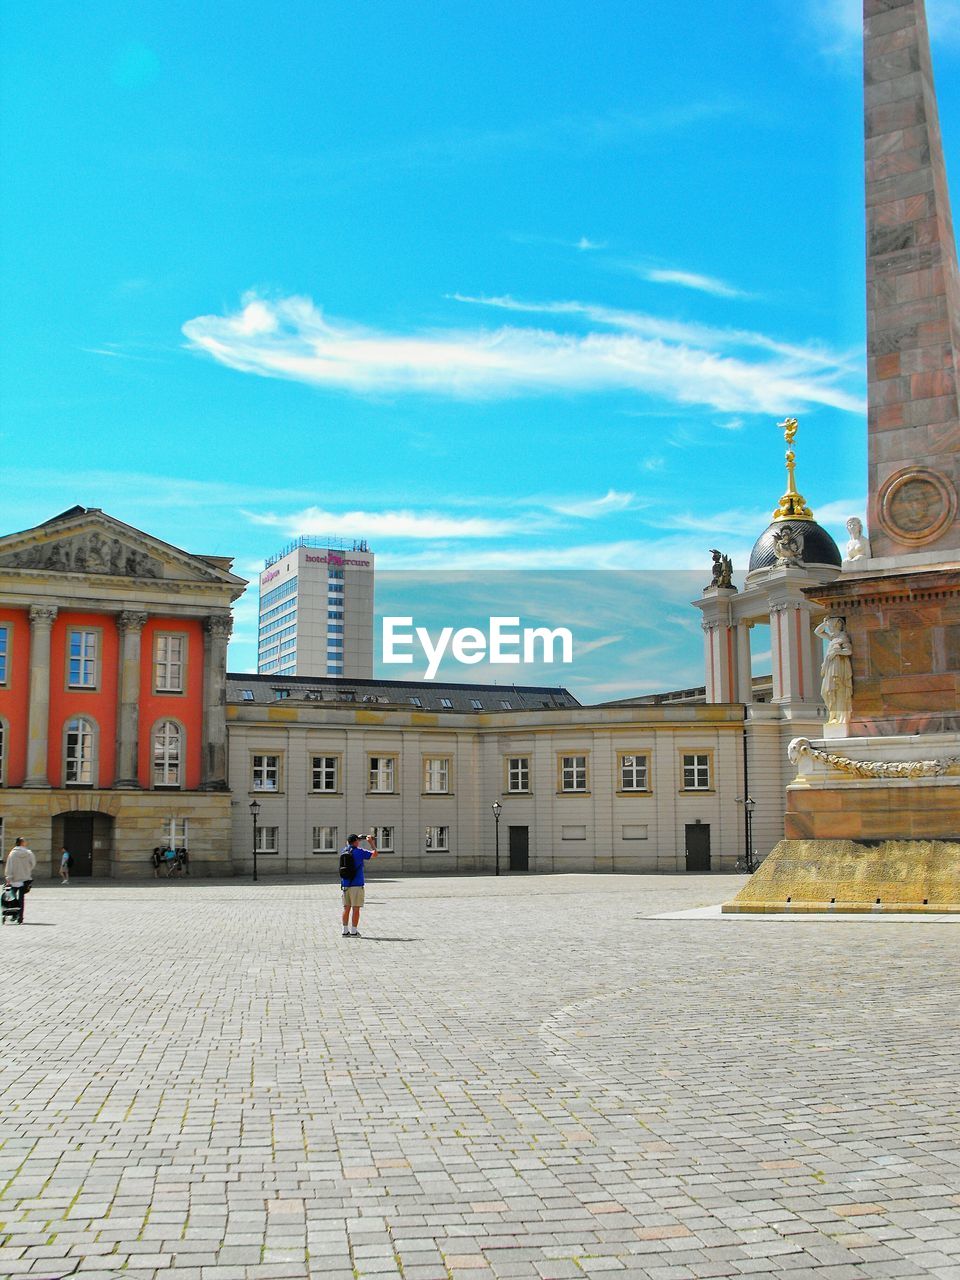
[4, 0, 960, 691]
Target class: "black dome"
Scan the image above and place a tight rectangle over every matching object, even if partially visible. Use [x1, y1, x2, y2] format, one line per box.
[748, 519, 842, 572]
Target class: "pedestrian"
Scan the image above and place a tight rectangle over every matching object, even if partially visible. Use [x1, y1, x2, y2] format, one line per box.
[4, 837, 37, 925]
[340, 832, 377, 938]
[59, 846, 71, 884]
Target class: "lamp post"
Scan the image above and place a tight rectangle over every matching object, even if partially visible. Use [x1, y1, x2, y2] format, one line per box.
[744, 797, 756, 873]
[492, 801, 502, 876]
[249, 799, 261, 883]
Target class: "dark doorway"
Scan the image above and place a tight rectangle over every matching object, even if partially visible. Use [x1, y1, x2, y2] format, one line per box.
[57, 812, 113, 877]
[684, 823, 711, 872]
[508, 825, 529, 872]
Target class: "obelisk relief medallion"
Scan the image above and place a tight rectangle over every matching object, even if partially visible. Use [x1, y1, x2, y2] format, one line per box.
[876, 467, 957, 546]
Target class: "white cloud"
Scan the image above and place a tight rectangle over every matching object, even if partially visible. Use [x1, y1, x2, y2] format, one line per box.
[576, 236, 605, 251]
[184, 291, 864, 416]
[642, 267, 746, 299]
[550, 489, 636, 518]
[247, 504, 521, 540]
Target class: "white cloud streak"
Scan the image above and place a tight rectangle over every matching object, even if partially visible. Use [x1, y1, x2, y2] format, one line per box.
[642, 267, 746, 298]
[184, 291, 864, 416]
[247, 505, 521, 540]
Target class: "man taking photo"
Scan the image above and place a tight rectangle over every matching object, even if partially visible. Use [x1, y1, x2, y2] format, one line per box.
[340, 832, 377, 938]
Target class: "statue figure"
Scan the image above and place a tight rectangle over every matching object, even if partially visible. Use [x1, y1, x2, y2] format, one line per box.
[845, 516, 871, 561]
[772, 525, 805, 567]
[708, 548, 735, 589]
[815, 616, 854, 725]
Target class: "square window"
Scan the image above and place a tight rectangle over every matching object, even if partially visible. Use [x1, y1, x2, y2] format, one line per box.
[255, 826, 279, 853]
[252, 754, 280, 791]
[682, 753, 711, 790]
[470, 698, 483, 710]
[507, 756, 530, 793]
[619, 753, 649, 792]
[241, 689, 255, 701]
[425, 825, 449, 851]
[154, 633, 185, 692]
[423, 757, 450, 793]
[560, 754, 588, 792]
[440, 697, 453, 709]
[368, 756, 396, 792]
[312, 825, 338, 853]
[311, 755, 339, 792]
[68, 629, 98, 688]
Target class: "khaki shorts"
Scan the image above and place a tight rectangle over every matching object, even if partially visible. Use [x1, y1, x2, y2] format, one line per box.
[342, 886, 365, 907]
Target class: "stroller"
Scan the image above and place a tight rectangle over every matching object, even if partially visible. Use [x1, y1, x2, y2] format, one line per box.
[1, 884, 22, 925]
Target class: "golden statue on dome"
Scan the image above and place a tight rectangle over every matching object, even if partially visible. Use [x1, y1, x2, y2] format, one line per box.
[772, 416, 814, 522]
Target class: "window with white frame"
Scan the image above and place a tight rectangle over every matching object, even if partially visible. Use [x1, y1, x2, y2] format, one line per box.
[311, 755, 340, 792]
[64, 717, 96, 785]
[425, 825, 449, 851]
[252, 754, 280, 791]
[255, 826, 279, 853]
[152, 720, 182, 787]
[0, 626, 8, 685]
[312, 825, 338, 853]
[154, 633, 185, 692]
[559, 754, 588, 793]
[368, 755, 396, 792]
[373, 825, 394, 851]
[423, 756, 450, 793]
[68, 629, 98, 688]
[682, 752, 711, 790]
[164, 816, 189, 848]
[507, 756, 530, 793]
[619, 753, 649, 792]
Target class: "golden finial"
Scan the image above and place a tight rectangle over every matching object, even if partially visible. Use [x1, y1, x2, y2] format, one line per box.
[772, 416, 814, 522]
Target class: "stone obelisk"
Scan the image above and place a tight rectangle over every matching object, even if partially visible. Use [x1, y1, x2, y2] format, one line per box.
[866, 0, 960, 557]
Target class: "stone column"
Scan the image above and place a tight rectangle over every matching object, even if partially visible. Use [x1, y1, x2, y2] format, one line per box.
[115, 610, 148, 788]
[698, 589, 743, 702]
[23, 604, 58, 788]
[202, 613, 232, 791]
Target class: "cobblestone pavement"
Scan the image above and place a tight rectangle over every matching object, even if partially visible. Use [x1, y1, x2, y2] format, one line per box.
[2, 873, 959, 1280]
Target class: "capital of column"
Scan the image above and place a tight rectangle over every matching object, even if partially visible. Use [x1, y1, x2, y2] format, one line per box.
[205, 613, 233, 641]
[117, 609, 148, 633]
[29, 604, 58, 628]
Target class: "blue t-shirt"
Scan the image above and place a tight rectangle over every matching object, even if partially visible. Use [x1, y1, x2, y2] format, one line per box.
[341, 845, 373, 888]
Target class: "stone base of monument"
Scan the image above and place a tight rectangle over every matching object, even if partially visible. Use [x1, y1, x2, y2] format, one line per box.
[722, 838, 960, 913]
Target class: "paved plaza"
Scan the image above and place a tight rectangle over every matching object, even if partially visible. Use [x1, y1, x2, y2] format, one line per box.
[1, 873, 959, 1280]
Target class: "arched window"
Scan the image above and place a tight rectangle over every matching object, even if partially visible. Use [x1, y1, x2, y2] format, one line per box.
[153, 720, 182, 788]
[64, 717, 96, 786]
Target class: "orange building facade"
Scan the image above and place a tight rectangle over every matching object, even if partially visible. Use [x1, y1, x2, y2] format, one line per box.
[0, 507, 246, 877]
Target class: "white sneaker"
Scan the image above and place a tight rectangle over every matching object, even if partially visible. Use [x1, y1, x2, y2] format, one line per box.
[342, 925, 350, 936]
[350, 928, 360, 937]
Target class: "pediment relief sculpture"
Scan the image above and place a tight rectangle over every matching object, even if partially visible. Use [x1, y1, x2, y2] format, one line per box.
[0, 531, 166, 578]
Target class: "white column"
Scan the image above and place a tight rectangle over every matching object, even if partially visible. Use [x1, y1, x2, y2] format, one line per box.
[23, 604, 57, 788]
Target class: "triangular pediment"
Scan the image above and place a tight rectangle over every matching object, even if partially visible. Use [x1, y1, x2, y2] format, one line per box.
[0, 508, 246, 588]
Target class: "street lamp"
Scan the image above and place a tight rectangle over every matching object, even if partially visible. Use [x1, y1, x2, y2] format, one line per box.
[736, 796, 756, 873]
[492, 801, 502, 876]
[249, 799, 261, 883]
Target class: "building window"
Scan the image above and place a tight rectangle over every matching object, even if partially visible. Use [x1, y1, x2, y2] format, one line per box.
[67, 629, 99, 688]
[64, 717, 96, 785]
[559, 754, 588, 793]
[252, 754, 281, 791]
[561, 825, 587, 841]
[152, 720, 182, 788]
[373, 825, 394, 851]
[165, 816, 189, 848]
[241, 689, 255, 701]
[619, 753, 650, 792]
[682, 752, 711, 791]
[507, 756, 530, 793]
[154, 633, 185, 693]
[440, 697, 453, 709]
[312, 825, 338, 853]
[0, 626, 8, 685]
[423, 757, 450, 793]
[410, 696, 423, 707]
[425, 825, 449, 851]
[470, 698, 483, 710]
[311, 755, 340, 792]
[368, 756, 396, 793]
[500, 699, 511, 709]
[255, 826, 279, 854]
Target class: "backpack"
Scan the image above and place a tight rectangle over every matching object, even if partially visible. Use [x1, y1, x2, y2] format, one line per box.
[338, 849, 355, 883]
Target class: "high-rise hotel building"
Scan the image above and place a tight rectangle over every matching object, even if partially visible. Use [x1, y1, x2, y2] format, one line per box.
[257, 538, 374, 678]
